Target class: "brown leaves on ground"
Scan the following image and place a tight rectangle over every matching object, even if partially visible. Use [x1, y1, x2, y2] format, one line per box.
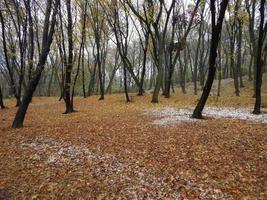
[0, 93, 266, 199]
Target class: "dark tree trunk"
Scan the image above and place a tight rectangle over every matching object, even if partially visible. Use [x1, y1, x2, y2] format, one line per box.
[63, 0, 74, 113]
[87, 62, 97, 96]
[165, 9, 177, 98]
[230, 41, 240, 96]
[12, 0, 59, 128]
[0, 10, 20, 106]
[192, 0, 229, 119]
[105, 52, 120, 94]
[26, 0, 35, 82]
[97, 41, 105, 100]
[138, 33, 149, 96]
[82, 46, 86, 98]
[123, 64, 130, 102]
[0, 86, 5, 109]
[245, 0, 257, 95]
[253, 0, 265, 114]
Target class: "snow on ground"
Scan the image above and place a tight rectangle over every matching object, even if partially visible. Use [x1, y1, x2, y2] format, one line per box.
[145, 107, 267, 126]
[20, 136, 231, 199]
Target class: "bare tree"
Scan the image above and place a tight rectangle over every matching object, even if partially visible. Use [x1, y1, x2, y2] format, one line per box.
[192, 0, 229, 119]
[12, 0, 60, 128]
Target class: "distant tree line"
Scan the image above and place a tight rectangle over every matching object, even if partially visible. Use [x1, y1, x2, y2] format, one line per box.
[0, 0, 266, 127]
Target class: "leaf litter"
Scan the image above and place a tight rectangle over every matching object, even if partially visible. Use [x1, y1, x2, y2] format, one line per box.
[0, 93, 266, 199]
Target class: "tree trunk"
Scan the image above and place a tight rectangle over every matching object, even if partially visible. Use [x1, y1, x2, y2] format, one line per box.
[178, 54, 186, 94]
[47, 65, 55, 96]
[0, 10, 20, 106]
[123, 64, 130, 102]
[26, 0, 35, 83]
[230, 41, 240, 96]
[151, 41, 164, 103]
[87, 62, 97, 96]
[253, 0, 265, 114]
[237, 22, 244, 88]
[138, 33, 149, 96]
[0, 86, 5, 109]
[82, 45, 86, 98]
[217, 43, 222, 98]
[63, 0, 74, 113]
[248, 53, 253, 81]
[12, 0, 59, 128]
[193, 24, 202, 95]
[192, 0, 229, 118]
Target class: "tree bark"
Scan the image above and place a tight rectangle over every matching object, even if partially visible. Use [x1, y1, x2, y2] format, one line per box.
[237, 21, 244, 88]
[0, 86, 5, 109]
[63, 0, 74, 113]
[12, 0, 60, 128]
[0, 10, 20, 106]
[192, 0, 229, 119]
[253, 0, 265, 114]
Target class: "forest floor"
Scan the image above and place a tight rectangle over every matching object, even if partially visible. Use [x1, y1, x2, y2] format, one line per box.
[0, 76, 267, 199]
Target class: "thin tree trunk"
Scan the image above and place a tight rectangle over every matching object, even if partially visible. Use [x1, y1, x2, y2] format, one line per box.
[138, 33, 149, 96]
[123, 64, 130, 102]
[194, 25, 202, 95]
[237, 22, 244, 88]
[230, 41, 240, 96]
[82, 45, 86, 98]
[47, 65, 55, 96]
[87, 61, 97, 96]
[217, 43, 222, 98]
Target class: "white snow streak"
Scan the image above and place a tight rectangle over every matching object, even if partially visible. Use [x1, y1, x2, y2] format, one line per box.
[145, 107, 267, 125]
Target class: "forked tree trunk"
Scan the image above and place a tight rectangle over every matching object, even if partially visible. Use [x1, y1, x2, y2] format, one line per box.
[12, 0, 60, 128]
[192, 0, 229, 119]
[87, 62, 97, 96]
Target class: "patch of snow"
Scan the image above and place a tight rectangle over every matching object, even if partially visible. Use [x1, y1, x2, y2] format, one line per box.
[144, 107, 197, 125]
[145, 107, 267, 125]
[203, 107, 267, 123]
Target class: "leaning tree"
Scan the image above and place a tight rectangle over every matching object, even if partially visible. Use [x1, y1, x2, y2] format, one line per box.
[192, 0, 229, 119]
[12, 0, 60, 128]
